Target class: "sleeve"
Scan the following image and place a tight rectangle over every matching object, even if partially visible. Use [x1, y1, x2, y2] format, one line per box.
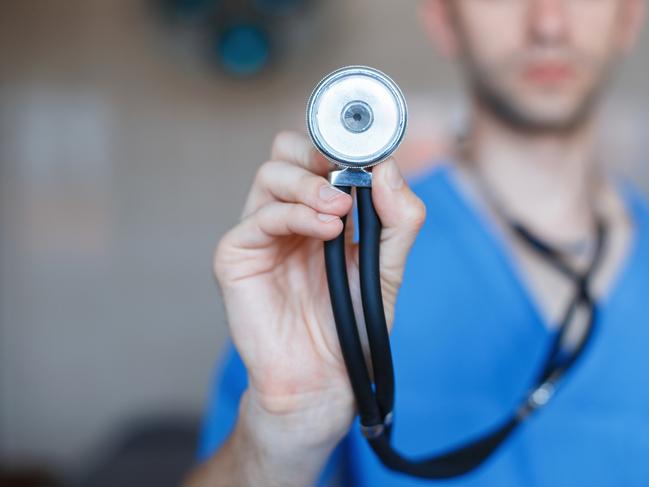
[196, 341, 248, 462]
[195, 341, 349, 486]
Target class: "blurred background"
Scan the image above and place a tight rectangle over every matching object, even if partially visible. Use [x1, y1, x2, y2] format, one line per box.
[0, 1, 647, 485]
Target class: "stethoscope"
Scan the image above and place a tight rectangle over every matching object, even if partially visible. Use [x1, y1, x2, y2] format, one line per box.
[305, 66, 608, 478]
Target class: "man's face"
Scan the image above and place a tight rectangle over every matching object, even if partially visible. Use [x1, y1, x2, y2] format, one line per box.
[441, 0, 643, 132]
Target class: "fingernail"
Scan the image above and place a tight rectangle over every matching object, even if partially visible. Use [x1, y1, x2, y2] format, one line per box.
[318, 213, 338, 223]
[385, 159, 404, 190]
[319, 184, 346, 201]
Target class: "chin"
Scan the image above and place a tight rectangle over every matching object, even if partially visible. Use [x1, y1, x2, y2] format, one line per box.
[474, 75, 599, 134]
[503, 89, 596, 133]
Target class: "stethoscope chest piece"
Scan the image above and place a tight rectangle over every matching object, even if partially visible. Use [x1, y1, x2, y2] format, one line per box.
[306, 65, 407, 172]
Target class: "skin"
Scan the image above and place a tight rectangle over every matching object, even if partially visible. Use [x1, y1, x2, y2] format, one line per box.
[185, 139, 426, 487]
[185, 1, 645, 485]
[420, 0, 644, 327]
[424, 0, 644, 133]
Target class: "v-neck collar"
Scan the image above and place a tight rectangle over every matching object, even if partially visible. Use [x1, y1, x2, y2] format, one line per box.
[419, 161, 644, 338]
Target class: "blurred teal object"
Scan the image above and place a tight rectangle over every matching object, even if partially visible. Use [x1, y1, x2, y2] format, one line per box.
[217, 24, 270, 76]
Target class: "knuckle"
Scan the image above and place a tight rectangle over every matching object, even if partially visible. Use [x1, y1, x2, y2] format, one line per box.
[271, 130, 291, 150]
[272, 130, 312, 166]
[288, 202, 305, 220]
[212, 231, 236, 282]
[292, 204, 314, 229]
[212, 236, 228, 281]
[271, 130, 301, 156]
[405, 196, 427, 229]
[298, 171, 318, 191]
[254, 160, 274, 185]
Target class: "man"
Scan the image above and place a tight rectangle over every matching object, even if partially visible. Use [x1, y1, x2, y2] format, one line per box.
[185, 1, 647, 485]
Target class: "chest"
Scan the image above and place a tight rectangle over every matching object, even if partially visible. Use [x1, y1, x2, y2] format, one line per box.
[344, 224, 649, 486]
[341, 169, 649, 485]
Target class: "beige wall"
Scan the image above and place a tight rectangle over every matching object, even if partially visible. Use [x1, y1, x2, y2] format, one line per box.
[1, 0, 648, 479]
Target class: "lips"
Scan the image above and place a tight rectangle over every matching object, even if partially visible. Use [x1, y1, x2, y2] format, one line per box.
[523, 63, 575, 83]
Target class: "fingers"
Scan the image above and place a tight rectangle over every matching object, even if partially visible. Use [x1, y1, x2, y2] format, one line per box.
[223, 202, 345, 252]
[370, 158, 427, 286]
[243, 160, 353, 219]
[242, 131, 337, 218]
[270, 130, 331, 175]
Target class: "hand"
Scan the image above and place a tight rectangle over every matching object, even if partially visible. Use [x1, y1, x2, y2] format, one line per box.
[213, 130, 426, 448]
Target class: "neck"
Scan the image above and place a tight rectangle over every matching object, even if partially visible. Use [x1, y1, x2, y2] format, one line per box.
[459, 106, 602, 243]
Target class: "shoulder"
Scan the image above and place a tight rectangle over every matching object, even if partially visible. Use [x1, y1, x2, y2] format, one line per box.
[404, 160, 484, 246]
[398, 160, 499, 291]
[405, 160, 467, 226]
[405, 160, 454, 199]
[197, 342, 248, 461]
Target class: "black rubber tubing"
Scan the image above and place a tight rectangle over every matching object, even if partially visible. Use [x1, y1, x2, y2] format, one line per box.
[322, 184, 606, 479]
[323, 185, 382, 429]
[369, 416, 520, 478]
[323, 185, 519, 478]
[356, 187, 520, 477]
[357, 186, 395, 425]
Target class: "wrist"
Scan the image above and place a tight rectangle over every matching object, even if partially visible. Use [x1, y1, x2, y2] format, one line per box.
[243, 385, 353, 449]
[236, 388, 353, 486]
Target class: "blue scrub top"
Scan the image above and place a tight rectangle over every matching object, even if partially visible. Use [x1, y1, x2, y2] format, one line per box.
[197, 162, 649, 486]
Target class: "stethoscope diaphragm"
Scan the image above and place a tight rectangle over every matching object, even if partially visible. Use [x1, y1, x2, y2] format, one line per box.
[306, 66, 407, 169]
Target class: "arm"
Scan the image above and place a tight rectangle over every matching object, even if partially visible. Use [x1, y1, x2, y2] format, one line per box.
[185, 389, 346, 487]
[184, 131, 425, 486]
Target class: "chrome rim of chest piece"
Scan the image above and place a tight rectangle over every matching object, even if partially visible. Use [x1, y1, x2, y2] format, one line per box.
[306, 65, 408, 169]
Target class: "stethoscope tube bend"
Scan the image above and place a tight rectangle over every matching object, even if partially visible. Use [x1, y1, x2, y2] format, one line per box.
[323, 179, 606, 479]
[310, 65, 606, 479]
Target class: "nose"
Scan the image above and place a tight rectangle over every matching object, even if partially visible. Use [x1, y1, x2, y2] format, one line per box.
[527, 0, 569, 45]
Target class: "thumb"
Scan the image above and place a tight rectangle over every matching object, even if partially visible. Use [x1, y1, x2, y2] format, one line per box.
[370, 158, 426, 317]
